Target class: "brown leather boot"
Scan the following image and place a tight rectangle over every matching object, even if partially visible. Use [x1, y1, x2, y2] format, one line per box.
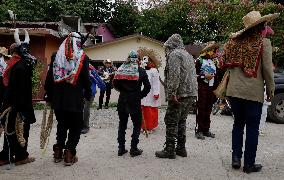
[53, 146, 63, 163]
[15, 156, 35, 166]
[0, 159, 10, 166]
[64, 149, 78, 166]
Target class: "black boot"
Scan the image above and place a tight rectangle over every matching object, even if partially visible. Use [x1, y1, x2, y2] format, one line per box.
[243, 164, 262, 174]
[155, 144, 176, 159]
[176, 146, 187, 157]
[118, 146, 128, 156]
[130, 148, 143, 157]
[203, 131, 215, 138]
[195, 132, 205, 140]
[176, 138, 187, 157]
[232, 157, 241, 169]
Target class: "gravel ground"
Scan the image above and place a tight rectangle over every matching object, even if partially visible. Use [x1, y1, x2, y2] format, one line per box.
[0, 108, 283, 180]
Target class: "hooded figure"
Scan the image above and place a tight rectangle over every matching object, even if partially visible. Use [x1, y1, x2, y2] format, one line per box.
[44, 32, 92, 166]
[113, 50, 151, 157]
[155, 34, 197, 159]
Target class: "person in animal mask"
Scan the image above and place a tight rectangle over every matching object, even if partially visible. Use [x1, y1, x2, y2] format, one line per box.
[138, 47, 161, 133]
[44, 32, 92, 166]
[0, 29, 36, 166]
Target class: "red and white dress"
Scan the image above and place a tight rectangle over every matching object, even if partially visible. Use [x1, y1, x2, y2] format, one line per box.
[141, 68, 160, 131]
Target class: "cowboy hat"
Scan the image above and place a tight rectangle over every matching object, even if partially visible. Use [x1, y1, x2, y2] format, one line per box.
[0, 47, 12, 58]
[103, 59, 113, 65]
[230, 11, 279, 39]
[200, 41, 219, 55]
[138, 47, 161, 68]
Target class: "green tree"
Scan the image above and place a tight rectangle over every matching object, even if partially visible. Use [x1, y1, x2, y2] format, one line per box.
[0, 0, 113, 22]
[0, 0, 17, 22]
[108, 1, 140, 37]
[138, 0, 193, 43]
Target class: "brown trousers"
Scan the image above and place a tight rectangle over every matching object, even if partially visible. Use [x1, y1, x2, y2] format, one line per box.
[196, 83, 216, 132]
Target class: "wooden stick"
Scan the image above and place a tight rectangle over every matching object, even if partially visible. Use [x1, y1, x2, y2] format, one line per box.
[142, 112, 148, 138]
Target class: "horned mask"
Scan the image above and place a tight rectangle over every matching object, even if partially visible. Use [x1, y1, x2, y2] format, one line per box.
[13, 28, 37, 66]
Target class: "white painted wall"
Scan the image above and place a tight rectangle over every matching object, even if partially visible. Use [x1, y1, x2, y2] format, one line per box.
[84, 36, 167, 106]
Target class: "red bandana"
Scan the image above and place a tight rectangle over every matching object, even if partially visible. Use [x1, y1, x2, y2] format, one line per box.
[3, 55, 21, 86]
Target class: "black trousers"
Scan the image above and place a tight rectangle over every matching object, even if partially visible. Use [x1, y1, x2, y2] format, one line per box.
[0, 110, 30, 162]
[117, 100, 142, 149]
[54, 110, 83, 155]
[99, 83, 112, 107]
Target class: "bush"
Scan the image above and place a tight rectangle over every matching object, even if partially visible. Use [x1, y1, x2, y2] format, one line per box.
[188, 0, 284, 66]
[32, 60, 44, 97]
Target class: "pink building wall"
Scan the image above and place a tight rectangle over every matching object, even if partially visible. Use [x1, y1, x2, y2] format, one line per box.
[96, 24, 115, 42]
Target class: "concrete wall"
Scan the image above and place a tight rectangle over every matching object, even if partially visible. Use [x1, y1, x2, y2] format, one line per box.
[84, 36, 167, 105]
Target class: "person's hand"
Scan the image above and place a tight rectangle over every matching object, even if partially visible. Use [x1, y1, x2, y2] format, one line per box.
[266, 96, 273, 102]
[46, 101, 52, 107]
[170, 95, 180, 104]
[205, 73, 214, 80]
[154, 94, 159, 100]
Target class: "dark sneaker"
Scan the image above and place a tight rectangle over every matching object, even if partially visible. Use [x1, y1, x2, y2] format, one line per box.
[232, 157, 241, 169]
[203, 132, 215, 138]
[243, 164, 262, 174]
[97, 106, 102, 110]
[104, 106, 109, 109]
[195, 132, 205, 140]
[81, 128, 90, 134]
[130, 149, 143, 157]
[155, 149, 176, 159]
[176, 148, 187, 157]
[118, 149, 128, 156]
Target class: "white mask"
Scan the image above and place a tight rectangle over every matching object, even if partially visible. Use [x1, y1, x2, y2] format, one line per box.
[141, 56, 149, 68]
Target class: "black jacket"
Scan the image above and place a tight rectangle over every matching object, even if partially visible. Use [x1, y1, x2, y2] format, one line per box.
[2, 59, 36, 124]
[113, 67, 151, 113]
[44, 53, 92, 112]
[0, 77, 5, 107]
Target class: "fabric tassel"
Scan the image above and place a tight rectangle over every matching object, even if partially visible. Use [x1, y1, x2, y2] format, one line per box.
[40, 106, 54, 154]
[16, 113, 26, 147]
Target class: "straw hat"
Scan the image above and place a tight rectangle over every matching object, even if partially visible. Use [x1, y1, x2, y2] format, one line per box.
[230, 11, 279, 39]
[200, 41, 219, 55]
[0, 47, 12, 58]
[138, 47, 161, 68]
[103, 59, 113, 65]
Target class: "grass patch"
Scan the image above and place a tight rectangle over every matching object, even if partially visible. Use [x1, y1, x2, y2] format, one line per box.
[33, 103, 47, 110]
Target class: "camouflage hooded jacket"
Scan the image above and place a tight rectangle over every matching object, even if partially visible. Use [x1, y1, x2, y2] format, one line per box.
[164, 34, 197, 101]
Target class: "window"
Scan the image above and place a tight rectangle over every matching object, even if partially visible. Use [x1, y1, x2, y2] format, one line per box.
[92, 35, 103, 44]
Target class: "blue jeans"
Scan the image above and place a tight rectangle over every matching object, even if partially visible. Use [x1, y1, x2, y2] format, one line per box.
[230, 97, 263, 166]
